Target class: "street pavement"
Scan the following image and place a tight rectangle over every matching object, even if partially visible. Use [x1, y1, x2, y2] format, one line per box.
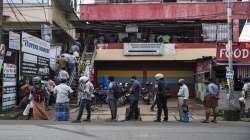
[0, 120, 249, 140]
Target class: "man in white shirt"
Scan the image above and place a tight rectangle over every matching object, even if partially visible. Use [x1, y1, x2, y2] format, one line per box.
[177, 79, 189, 122]
[54, 77, 73, 121]
[73, 76, 94, 123]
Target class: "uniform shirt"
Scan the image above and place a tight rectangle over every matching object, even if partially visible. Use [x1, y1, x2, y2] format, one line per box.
[55, 83, 73, 103]
[177, 84, 189, 100]
[205, 83, 219, 97]
[79, 81, 94, 100]
[107, 82, 115, 100]
[130, 80, 141, 101]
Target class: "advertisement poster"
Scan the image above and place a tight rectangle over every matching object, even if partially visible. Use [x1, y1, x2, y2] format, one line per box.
[2, 63, 17, 111]
[21, 32, 50, 80]
[9, 31, 20, 50]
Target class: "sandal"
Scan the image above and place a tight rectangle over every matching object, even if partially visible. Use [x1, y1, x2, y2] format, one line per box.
[201, 120, 209, 123]
[211, 120, 217, 123]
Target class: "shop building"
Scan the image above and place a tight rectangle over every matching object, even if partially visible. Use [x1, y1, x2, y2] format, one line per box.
[77, 2, 250, 98]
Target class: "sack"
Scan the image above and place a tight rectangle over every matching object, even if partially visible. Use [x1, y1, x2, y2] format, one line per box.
[112, 83, 123, 99]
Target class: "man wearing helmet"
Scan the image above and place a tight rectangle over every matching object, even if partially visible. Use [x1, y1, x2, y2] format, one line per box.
[177, 79, 189, 122]
[73, 76, 94, 122]
[154, 73, 169, 122]
[31, 76, 49, 120]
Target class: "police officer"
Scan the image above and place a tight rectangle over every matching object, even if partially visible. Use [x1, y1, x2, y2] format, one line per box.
[154, 73, 168, 122]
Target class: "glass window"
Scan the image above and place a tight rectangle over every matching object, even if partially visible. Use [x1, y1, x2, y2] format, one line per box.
[4, 0, 22, 3]
[4, 0, 49, 3]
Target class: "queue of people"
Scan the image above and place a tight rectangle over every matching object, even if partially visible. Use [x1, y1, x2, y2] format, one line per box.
[19, 70, 235, 124]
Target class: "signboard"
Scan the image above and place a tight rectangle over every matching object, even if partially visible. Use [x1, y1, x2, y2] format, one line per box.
[226, 70, 234, 79]
[164, 44, 176, 55]
[125, 24, 138, 33]
[41, 24, 52, 43]
[216, 43, 250, 63]
[124, 43, 164, 56]
[2, 63, 17, 111]
[21, 32, 50, 79]
[9, 31, 20, 50]
[239, 20, 250, 42]
[22, 32, 50, 58]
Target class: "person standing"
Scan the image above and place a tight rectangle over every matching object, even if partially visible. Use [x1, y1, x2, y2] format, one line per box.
[107, 76, 118, 121]
[73, 76, 94, 123]
[241, 77, 250, 114]
[31, 76, 49, 120]
[126, 76, 141, 121]
[202, 79, 219, 123]
[54, 77, 73, 121]
[154, 73, 168, 122]
[48, 79, 56, 106]
[177, 79, 189, 122]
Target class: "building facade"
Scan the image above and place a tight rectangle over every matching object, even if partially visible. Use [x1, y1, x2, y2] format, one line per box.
[78, 1, 250, 97]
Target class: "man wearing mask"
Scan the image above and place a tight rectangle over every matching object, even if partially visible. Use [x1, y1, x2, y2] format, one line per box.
[107, 76, 118, 121]
[126, 76, 141, 120]
[177, 79, 189, 122]
[154, 73, 169, 122]
[73, 76, 94, 123]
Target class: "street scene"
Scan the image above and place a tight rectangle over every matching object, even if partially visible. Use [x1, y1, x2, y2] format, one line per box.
[0, 0, 250, 140]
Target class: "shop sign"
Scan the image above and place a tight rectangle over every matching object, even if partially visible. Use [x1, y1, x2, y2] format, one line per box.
[124, 43, 164, 56]
[9, 31, 20, 50]
[216, 43, 250, 62]
[21, 32, 50, 80]
[2, 63, 17, 111]
[226, 70, 234, 79]
[22, 32, 50, 58]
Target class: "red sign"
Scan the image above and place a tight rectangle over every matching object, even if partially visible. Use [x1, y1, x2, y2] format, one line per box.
[216, 43, 250, 62]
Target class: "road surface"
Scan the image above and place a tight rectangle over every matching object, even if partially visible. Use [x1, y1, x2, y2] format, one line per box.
[0, 120, 249, 140]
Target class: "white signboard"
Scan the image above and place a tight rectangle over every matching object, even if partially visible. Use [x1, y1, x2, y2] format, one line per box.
[239, 20, 250, 42]
[9, 31, 20, 50]
[2, 63, 17, 111]
[124, 43, 164, 56]
[22, 32, 50, 58]
[164, 44, 176, 55]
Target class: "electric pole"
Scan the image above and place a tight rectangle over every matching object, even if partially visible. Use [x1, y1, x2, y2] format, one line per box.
[227, 0, 234, 103]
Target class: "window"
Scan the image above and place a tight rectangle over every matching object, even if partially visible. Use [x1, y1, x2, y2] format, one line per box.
[4, 0, 49, 4]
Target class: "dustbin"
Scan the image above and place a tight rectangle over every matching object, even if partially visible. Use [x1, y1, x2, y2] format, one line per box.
[223, 109, 240, 121]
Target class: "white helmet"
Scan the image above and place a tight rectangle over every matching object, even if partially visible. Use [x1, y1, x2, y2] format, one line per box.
[79, 76, 89, 83]
[154, 73, 164, 80]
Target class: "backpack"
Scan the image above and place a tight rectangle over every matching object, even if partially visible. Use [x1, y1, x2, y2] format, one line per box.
[112, 83, 123, 99]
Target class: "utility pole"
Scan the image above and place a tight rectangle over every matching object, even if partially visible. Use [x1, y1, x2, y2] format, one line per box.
[227, 0, 234, 104]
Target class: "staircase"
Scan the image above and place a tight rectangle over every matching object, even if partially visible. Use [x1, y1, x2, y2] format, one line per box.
[68, 43, 97, 105]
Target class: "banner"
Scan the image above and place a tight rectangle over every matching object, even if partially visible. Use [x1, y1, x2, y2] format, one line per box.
[21, 32, 50, 80]
[22, 32, 50, 58]
[216, 43, 250, 63]
[2, 63, 17, 111]
[9, 31, 20, 50]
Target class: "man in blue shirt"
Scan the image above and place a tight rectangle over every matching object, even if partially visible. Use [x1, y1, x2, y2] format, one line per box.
[107, 76, 118, 121]
[202, 79, 219, 123]
[126, 76, 141, 120]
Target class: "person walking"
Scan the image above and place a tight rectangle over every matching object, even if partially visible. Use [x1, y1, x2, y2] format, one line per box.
[202, 79, 219, 123]
[54, 77, 73, 121]
[177, 79, 189, 122]
[73, 76, 94, 123]
[126, 76, 141, 121]
[154, 73, 168, 122]
[30, 77, 49, 120]
[48, 79, 56, 106]
[107, 76, 118, 121]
